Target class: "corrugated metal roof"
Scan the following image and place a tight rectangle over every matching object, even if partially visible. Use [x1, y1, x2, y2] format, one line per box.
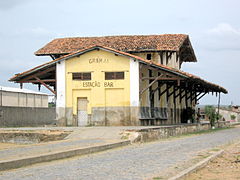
[0, 86, 48, 95]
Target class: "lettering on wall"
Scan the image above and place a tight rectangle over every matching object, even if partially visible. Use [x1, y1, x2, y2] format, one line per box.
[104, 82, 113, 87]
[89, 57, 109, 64]
[82, 81, 114, 88]
[83, 81, 101, 87]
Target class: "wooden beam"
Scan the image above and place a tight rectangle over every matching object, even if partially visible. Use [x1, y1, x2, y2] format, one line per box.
[180, 87, 183, 103]
[19, 66, 56, 82]
[187, 92, 192, 100]
[34, 76, 56, 95]
[195, 92, 197, 105]
[152, 83, 163, 95]
[167, 51, 173, 60]
[19, 79, 56, 83]
[50, 55, 56, 60]
[141, 77, 184, 81]
[181, 89, 187, 100]
[140, 74, 162, 95]
[175, 88, 185, 99]
[159, 52, 164, 64]
[173, 86, 177, 105]
[166, 51, 169, 60]
[173, 86, 177, 123]
[159, 84, 173, 98]
[197, 92, 207, 101]
[167, 86, 179, 98]
[185, 89, 188, 107]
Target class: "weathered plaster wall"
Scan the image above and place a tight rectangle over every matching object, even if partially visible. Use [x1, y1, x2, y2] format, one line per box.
[0, 106, 56, 127]
[132, 52, 180, 69]
[56, 61, 66, 126]
[64, 49, 137, 126]
[130, 58, 139, 107]
[218, 109, 240, 122]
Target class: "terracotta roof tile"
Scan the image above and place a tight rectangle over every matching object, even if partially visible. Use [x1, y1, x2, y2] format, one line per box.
[35, 34, 188, 55]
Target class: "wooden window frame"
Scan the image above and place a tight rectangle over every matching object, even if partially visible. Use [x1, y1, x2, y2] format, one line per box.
[72, 72, 91, 81]
[105, 72, 124, 80]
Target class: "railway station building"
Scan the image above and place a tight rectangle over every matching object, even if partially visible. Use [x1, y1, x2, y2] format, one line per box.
[10, 34, 227, 126]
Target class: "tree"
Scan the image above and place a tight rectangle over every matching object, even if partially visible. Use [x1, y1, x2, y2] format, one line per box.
[230, 114, 236, 120]
[205, 105, 217, 127]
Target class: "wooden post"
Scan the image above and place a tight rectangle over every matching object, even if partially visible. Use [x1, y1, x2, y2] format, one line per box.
[217, 92, 221, 123]
[38, 84, 41, 91]
[185, 89, 188, 108]
[173, 86, 177, 124]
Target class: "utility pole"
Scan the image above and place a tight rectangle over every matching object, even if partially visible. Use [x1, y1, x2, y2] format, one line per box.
[0, 87, 2, 106]
[217, 92, 221, 123]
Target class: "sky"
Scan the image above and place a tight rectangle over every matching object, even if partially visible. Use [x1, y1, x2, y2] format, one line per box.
[0, 0, 239, 105]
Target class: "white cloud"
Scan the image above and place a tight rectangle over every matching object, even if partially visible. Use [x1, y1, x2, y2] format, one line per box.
[0, 0, 30, 11]
[199, 23, 240, 51]
[207, 23, 240, 36]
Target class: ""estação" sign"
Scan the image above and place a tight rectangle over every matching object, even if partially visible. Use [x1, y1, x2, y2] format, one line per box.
[82, 81, 114, 87]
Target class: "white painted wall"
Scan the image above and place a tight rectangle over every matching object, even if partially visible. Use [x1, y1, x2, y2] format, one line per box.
[0, 91, 48, 107]
[130, 58, 139, 106]
[56, 61, 66, 108]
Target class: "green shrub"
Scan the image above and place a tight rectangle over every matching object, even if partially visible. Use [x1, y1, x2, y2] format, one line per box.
[230, 114, 236, 120]
[205, 105, 217, 127]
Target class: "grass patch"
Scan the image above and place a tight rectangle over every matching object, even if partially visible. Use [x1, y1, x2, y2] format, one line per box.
[153, 177, 164, 180]
[160, 127, 233, 142]
[181, 127, 232, 137]
[211, 148, 220, 152]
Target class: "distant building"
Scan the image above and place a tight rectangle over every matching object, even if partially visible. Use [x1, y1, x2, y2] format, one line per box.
[231, 105, 240, 113]
[218, 107, 240, 122]
[0, 86, 48, 107]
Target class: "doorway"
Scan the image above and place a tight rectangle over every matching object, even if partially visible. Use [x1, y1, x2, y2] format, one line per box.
[77, 97, 88, 126]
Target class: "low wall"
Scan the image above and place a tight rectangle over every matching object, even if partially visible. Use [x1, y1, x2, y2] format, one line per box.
[216, 121, 231, 128]
[128, 123, 213, 143]
[0, 106, 56, 127]
[0, 131, 69, 144]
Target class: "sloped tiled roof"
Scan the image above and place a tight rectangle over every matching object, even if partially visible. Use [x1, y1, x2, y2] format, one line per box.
[11, 45, 227, 94]
[35, 34, 189, 55]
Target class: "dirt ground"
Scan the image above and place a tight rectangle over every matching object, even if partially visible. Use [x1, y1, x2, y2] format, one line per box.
[185, 142, 240, 180]
[0, 130, 71, 147]
[0, 143, 28, 150]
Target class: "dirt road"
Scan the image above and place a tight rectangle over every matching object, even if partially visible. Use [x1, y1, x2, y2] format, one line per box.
[184, 141, 240, 180]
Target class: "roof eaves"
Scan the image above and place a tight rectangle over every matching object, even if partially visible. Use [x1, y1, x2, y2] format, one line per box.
[10, 45, 150, 81]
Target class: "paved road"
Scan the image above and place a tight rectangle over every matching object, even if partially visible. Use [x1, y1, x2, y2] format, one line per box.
[1, 127, 240, 180]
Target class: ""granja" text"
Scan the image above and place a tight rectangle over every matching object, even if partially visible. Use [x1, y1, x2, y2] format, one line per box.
[89, 57, 109, 64]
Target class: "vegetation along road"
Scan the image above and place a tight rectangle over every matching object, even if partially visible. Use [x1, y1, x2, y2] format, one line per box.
[0, 126, 240, 180]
